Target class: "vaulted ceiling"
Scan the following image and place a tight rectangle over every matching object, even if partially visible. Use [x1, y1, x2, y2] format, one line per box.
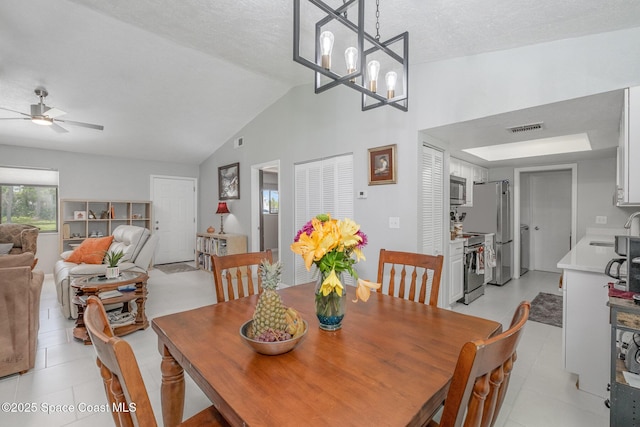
[1, 0, 639, 164]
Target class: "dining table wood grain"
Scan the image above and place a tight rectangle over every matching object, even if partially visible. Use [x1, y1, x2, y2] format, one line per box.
[152, 282, 502, 427]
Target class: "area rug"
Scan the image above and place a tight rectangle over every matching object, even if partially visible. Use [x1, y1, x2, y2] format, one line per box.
[529, 292, 563, 328]
[154, 262, 198, 274]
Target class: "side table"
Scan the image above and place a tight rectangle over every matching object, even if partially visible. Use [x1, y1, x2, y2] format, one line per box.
[72, 271, 149, 345]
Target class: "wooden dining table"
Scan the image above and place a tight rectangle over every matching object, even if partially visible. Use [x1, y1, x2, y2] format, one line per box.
[152, 282, 502, 427]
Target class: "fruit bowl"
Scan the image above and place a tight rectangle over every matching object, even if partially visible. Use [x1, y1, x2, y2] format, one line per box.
[239, 319, 308, 356]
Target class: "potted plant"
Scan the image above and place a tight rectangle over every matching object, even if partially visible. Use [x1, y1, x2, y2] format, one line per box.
[104, 250, 124, 278]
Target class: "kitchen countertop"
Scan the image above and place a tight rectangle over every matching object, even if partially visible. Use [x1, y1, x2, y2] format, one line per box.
[557, 229, 623, 273]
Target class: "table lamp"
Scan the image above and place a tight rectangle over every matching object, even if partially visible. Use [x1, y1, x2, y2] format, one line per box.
[216, 202, 230, 234]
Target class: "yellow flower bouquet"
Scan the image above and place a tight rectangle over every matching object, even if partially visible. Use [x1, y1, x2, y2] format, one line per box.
[291, 213, 380, 330]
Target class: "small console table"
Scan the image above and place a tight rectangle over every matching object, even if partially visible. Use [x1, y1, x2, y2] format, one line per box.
[71, 271, 149, 345]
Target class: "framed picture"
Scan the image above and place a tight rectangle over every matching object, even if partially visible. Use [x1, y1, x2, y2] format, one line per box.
[73, 211, 86, 220]
[368, 144, 397, 185]
[218, 162, 240, 200]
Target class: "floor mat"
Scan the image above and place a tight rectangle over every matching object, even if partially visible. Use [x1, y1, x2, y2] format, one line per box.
[529, 292, 563, 328]
[154, 262, 198, 274]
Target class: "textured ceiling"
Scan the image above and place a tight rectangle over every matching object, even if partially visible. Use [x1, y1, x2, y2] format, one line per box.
[1, 0, 639, 164]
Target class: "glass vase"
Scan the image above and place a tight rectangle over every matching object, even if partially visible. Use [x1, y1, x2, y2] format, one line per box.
[315, 272, 347, 331]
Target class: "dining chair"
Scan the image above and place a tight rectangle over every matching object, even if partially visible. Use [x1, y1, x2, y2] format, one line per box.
[211, 249, 273, 302]
[84, 296, 229, 427]
[427, 300, 530, 427]
[376, 249, 444, 306]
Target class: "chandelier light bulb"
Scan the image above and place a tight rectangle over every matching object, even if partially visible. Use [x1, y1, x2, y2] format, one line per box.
[367, 60, 380, 93]
[385, 71, 397, 99]
[344, 47, 358, 82]
[319, 31, 334, 70]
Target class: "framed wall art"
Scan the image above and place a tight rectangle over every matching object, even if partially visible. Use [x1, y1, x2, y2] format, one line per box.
[218, 162, 240, 200]
[368, 144, 397, 185]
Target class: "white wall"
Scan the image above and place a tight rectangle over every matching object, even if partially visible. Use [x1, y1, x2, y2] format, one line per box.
[491, 156, 636, 241]
[199, 27, 640, 285]
[0, 144, 198, 273]
[577, 156, 638, 236]
[199, 84, 420, 284]
[413, 27, 640, 130]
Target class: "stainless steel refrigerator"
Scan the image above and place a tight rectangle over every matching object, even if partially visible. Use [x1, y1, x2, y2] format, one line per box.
[459, 180, 513, 285]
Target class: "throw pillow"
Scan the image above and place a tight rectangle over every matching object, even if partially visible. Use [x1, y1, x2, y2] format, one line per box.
[66, 236, 114, 264]
[0, 243, 13, 255]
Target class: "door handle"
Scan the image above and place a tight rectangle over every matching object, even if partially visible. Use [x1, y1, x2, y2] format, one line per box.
[534, 226, 540, 230]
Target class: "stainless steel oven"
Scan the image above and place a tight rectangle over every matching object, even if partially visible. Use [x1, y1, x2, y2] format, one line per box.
[461, 234, 485, 304]
[450, 175, 467, 206]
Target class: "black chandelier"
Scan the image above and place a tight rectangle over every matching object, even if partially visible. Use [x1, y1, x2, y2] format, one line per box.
[293, 0, 409, 112]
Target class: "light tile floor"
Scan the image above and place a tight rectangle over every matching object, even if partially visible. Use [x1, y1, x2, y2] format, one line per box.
[0, 268, 610, 426]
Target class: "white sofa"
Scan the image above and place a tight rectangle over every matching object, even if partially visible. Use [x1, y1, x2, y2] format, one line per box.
[54, 225, 158, 319]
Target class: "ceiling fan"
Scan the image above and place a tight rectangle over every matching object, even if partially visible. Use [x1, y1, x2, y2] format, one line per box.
[0, 87, 104, 133]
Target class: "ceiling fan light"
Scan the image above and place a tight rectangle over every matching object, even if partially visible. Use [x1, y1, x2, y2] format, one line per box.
[32, 116, 53, 126]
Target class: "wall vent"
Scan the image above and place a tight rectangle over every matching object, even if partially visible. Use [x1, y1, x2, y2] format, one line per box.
[234, 137, 244, 149]
[506, 122, 544, 134]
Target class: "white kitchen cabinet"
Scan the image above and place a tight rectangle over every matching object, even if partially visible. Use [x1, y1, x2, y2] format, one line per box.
[558, 234, 615, 399]
[449, 239, 464, 305]
[561, 268, 610, 398]
[616, 86, 640, 206]
[450, 157, 489, 207]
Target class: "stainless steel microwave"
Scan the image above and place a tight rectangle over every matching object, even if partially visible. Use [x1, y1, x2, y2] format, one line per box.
[450, 175, 467, 205]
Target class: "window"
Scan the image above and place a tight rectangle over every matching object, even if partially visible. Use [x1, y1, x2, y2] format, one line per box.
[262, 190, 279, 214]
[0, 167, 59, 232]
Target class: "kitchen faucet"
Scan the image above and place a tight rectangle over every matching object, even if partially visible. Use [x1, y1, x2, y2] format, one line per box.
[625, 212, 640, 236]
[624, 212, 640, 229]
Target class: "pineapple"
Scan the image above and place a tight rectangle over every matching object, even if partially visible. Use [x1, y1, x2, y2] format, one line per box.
[251, 260, 287, 337]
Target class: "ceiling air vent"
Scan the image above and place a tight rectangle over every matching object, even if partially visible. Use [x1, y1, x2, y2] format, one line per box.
[506, 122, 544, 134]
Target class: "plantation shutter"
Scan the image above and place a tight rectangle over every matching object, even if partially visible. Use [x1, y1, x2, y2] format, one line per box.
[421, 145, 444, 256]
[293, 153, 354, 285]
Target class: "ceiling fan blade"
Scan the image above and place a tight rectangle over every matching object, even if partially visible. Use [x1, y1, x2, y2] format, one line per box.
[0, 117, 30, 121]
[56, 118, 104, 131]
[50, 122, 69, 133]
[0, 106, 30, 117]
[44, 107, 66, 118]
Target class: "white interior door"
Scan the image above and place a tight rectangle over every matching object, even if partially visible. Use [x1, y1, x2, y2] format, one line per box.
[530, 170, 571, 273]
[421, 144, 444, 257]
[151, 176, 197, 264]
[294, 154, 353, 285]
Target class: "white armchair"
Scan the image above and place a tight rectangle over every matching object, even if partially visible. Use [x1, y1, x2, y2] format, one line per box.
[54, 225, 158, 319]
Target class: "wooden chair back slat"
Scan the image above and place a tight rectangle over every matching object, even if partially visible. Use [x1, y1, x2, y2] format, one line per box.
[211, 250, 273, 302]
[376, 249, 444, 306]
[399, 266, 407, 299]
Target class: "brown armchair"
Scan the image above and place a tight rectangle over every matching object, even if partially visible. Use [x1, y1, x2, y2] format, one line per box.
[0, 252, 44, 377]
[0, 224, 39, 255]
